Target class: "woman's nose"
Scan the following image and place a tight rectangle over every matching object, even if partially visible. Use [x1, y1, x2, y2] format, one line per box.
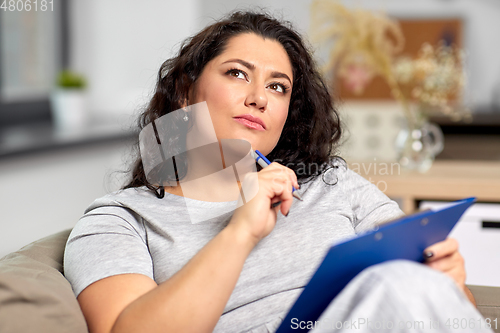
[244, 83, 268, 111]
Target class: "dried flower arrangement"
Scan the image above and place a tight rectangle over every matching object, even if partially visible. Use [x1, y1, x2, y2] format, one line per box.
[310, 0, 470, 129]
[393, 42, 467, 122]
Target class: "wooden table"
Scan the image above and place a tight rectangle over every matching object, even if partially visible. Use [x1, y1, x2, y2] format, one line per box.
[351, 160, 500, 214]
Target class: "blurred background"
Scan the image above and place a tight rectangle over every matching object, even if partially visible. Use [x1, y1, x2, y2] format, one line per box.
[1, 0, 499, 277]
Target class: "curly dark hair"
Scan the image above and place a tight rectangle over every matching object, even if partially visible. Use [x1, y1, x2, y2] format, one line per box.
[123, 10, 342, 196]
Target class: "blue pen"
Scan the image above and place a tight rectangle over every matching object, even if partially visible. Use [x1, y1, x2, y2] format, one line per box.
[252, 149, 303, 201]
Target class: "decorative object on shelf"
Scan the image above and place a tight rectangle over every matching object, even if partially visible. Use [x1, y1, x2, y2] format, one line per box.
[395, 115, 444, 172]
[50, 70, 88, 132]
[310, 0, 470, 172]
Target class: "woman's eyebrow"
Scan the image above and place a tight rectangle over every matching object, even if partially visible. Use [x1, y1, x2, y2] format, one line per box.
[222, 58, 292, 84]
[270, 71, 292, 84]
[223, 58, 255, 70]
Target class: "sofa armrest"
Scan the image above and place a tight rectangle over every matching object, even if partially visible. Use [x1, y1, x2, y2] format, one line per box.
[0, 229, 88, 333]
[468, 285, 500, 333]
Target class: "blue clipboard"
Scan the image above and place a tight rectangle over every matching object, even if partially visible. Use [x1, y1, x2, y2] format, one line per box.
[276, 197, 476, 333]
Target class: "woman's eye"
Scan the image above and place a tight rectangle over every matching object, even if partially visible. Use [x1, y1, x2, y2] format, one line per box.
[269, 83, 286, 94]
[227, 69, 246, 80]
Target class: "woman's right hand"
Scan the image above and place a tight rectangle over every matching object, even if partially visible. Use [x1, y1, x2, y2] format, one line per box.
[81, 164, 300, 333]
[230, 162, 300, 246]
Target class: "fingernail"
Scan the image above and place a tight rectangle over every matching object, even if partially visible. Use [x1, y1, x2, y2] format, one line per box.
[424, 251, 434, 259]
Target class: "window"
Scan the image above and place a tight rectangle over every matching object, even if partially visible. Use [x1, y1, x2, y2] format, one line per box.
[0, 0, 68, 128]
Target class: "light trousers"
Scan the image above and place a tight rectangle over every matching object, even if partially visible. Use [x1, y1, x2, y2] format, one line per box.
[301, 260, 495, 332]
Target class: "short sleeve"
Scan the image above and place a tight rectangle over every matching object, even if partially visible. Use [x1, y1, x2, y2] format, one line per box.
[338, 167, 405, 233]
[63, 206, 154, 298]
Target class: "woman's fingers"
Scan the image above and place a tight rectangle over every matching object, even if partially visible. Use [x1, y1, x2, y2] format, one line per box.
[230, 161, 298, 244]
[285, 166, 300, 190]
[268, 162, 299, 190]
[423, 238, 466, 290]
[423, 237, 459, 261]
[278, 175, 294, 217]
[266, 163, 295, 216]
[425, 252, 466, 290]
[425, 250, 464, 272]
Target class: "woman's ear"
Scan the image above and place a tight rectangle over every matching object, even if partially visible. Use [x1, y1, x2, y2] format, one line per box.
[186, 82, 198, 107]
[180, 99, 188, 108]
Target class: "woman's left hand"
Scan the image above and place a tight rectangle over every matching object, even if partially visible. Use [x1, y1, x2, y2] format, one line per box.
[423, 237, 466, 292]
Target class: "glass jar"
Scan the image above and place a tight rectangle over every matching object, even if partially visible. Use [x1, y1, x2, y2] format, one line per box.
[395, 118, 444, 173]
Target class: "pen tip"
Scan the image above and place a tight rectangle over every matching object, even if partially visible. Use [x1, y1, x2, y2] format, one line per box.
[293, 191, 303, 201]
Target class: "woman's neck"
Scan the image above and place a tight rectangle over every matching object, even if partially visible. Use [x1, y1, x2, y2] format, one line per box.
[163, 143, 243, 201]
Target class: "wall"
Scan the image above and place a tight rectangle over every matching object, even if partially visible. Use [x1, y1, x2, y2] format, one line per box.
[63, 0, 500, 118]
[0, 141, 132, 258]
[198, 0, 310, 35]
[0, 0, 201, 257]
[341, 0, 500, 109]
[71, 0, 200, 122]
[3, 0, 499, 257]
[200, 0, 500, 110]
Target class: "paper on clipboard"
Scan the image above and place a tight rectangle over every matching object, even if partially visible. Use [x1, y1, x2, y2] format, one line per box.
[276, 197, 476, 333]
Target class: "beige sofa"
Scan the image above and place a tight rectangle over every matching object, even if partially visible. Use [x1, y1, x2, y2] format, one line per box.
[1, 229, 499, 333]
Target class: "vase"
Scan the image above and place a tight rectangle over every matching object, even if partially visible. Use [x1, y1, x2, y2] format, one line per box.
[50, 89, 87, 132]
[395, 118, 444, 173]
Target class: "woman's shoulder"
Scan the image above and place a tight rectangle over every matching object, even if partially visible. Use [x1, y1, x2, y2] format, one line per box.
[84, 186, 161, 214]
[299, 156, 390, 199]
[300, 156, 354, 187]
[75, 187, 172, 231]
[84, 188, 141, 214]
[323, 156, 380, 187]
[71, 187, 173, 241]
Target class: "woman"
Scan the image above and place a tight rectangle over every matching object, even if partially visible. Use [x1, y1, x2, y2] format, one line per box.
[64, 11, 486, 333]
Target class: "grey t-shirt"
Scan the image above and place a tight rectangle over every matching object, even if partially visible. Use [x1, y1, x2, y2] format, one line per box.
[64, 163, 404, 332]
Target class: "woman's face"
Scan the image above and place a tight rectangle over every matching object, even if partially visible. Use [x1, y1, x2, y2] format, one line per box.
[190, 33, 293, 156]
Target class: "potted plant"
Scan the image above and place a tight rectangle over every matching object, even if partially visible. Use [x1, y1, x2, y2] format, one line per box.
[50, 70, 87, 131]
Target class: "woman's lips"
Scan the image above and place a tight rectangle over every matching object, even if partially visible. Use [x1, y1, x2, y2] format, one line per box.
[233, 117, 266, 131]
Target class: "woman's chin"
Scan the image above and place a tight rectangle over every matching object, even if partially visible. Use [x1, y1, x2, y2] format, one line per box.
[217, 136, 263, 154]
[218, 134, 253, 146]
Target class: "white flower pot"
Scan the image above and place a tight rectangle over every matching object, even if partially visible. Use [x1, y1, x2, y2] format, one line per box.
[50, 89, 87, 131]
